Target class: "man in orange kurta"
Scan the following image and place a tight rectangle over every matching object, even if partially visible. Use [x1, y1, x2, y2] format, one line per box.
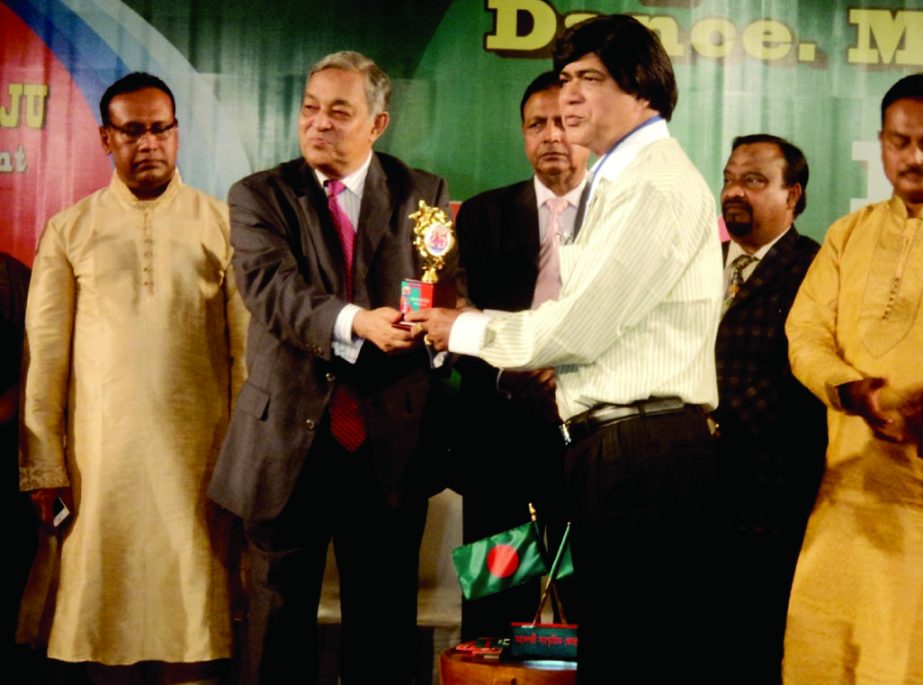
[783, 74, 923, 684]
[19, 73, 247, 684]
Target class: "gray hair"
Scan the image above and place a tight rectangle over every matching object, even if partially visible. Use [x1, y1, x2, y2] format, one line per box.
[308, 51, 391, 116]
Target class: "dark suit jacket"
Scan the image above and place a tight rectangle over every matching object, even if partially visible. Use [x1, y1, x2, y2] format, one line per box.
[453, 179, 563, 496]
[454, 180, 538, 407]
[715, 227, 826, 533]
[209, 153, 455, 523]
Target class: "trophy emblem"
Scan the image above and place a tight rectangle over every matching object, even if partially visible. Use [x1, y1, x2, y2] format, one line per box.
[400, 201, 457, 324]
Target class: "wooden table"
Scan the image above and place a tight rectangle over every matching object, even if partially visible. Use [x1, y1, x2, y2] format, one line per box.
[440, 648, 577, 685]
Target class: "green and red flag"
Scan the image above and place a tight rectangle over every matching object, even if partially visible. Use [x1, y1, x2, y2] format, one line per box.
[452, 522, 548, 600]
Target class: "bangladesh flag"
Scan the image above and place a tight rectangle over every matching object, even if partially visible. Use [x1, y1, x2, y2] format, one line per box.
[452, 522, 549, 600]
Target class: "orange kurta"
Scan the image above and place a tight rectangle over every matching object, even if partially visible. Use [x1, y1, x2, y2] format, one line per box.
[20, 172, 248, 664]
[784, 196, 923, 684]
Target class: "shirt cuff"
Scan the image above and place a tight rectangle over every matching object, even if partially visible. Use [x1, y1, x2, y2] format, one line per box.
[448, 310, 493, 357]
[332, 303, 364, 364]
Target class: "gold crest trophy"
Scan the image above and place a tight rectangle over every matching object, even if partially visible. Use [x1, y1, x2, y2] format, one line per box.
[399, 200, 457, 326]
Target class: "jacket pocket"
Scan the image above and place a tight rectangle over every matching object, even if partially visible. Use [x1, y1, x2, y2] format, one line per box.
[236, 381, 270, 421]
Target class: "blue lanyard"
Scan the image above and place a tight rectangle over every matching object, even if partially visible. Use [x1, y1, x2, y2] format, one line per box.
[588, 114, 664, 200]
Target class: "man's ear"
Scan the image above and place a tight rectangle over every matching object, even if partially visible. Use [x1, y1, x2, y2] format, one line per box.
[370, 111, 390, 141]
[786, 182, 803, 211]
[99, 125, 112, 155]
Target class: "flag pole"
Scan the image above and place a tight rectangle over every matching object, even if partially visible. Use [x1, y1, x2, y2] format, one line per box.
[528, 503, 567, 623]
[530, 521, 572, 626]
[529, 503, 569, 624]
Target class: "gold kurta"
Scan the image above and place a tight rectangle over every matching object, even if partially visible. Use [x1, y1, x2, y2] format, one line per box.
[20, 172, 248, 664]
[784, 196, 923, 684]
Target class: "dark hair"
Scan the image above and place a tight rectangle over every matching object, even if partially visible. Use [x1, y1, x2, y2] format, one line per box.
[881, 73, 923, 125]
[519, 71, 561, 121]
[99, 72, 176, 126]
[553, 14, 677, 121]
[732, 134, 809, 217]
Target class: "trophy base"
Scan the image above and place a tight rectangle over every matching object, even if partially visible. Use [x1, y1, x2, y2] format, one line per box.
[398, 278, 456, 329]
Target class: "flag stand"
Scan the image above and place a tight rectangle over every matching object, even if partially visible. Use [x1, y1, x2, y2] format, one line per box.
[449, 503, 578, 660]
[508, 508, 578, 660]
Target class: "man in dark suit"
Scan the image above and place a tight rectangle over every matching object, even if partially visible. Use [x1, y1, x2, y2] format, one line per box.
[715, 134, 827, 684]
[208, 51, 458, 684]
[453, 71, 588, 639]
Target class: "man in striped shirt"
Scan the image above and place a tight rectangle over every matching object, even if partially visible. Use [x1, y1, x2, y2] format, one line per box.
[409, 14, 723, 682]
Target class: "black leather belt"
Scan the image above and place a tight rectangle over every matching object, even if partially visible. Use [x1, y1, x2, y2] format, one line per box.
[559, 397, 692, 446]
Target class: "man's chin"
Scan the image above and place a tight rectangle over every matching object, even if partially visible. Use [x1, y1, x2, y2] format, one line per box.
[724, 221, 752, 238]
[897, 186, 923, 207]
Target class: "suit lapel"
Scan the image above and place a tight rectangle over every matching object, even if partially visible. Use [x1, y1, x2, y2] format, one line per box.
[512, 181, 541, 277]
[293, 160, 347, 295]
[354, 155, 393, 306]
[731, 228, 799, 308]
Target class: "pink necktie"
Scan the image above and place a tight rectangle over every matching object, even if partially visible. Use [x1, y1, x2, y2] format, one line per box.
[327, 179, 356, 298]
[326, 179, 365, 452]
[532, 196, 567, 308]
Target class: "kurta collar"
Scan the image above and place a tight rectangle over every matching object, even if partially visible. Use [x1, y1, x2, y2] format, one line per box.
[889, 194, 922, 221]
[109, 170, 183, 208]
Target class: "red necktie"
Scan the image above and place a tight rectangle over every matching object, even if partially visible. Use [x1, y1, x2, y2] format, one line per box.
[326, 179, 366, 452]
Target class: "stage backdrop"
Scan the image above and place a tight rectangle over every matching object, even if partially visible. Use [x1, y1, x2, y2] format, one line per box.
[2, 0, 921, 266]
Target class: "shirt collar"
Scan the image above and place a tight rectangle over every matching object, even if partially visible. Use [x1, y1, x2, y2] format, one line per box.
[314, 151, 374, 198]
[591, 117, 670, 187]
[533, 174, 587, 209]
[725, 226, 792, 266]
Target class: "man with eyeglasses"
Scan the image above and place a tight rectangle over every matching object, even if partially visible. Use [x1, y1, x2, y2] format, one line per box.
[19, 72, 248, 684]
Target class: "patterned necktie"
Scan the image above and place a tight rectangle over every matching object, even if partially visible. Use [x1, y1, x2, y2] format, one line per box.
[723, 254, 758, 315]
[326, 179, 366, 452]
[326, 179, 355, 298]
[532, 196, 568, 308]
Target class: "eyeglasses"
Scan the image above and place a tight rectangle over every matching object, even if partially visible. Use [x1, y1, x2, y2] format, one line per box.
[107, 119, 178, 143]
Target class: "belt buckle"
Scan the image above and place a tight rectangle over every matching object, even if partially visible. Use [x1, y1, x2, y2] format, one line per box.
[560, 420, 573, 446]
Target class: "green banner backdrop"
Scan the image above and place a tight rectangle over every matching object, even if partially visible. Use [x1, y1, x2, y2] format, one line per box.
[2, 0, 922, 265]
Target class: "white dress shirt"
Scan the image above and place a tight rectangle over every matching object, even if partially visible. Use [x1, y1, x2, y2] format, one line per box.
[450, 120, 722, 420]
[316, 153, 373, 363]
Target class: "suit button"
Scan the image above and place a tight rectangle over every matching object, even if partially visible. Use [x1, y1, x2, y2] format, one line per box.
[325, 372, 336, 382]
[305, 419, 316, 430]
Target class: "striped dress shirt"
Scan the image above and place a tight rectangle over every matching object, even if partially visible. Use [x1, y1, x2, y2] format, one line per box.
[450, 121, 722, 420]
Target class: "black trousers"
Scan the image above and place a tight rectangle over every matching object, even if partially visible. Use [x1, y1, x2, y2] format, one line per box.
[460, 417, 571, 639]
[240, 428, 427, 685]
[565, 404, 719, 684]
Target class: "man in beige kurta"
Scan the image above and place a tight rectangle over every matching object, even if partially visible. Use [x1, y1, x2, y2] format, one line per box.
[783, 74, 923, 684]
[19, 73, 247, 682]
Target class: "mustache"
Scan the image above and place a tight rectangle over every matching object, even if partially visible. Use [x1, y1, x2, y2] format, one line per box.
[721, 198, 752, 213]
[898, 166, 923, 177]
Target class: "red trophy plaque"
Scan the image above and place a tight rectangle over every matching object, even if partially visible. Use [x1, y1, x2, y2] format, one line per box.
[400, 200, 456, 326]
